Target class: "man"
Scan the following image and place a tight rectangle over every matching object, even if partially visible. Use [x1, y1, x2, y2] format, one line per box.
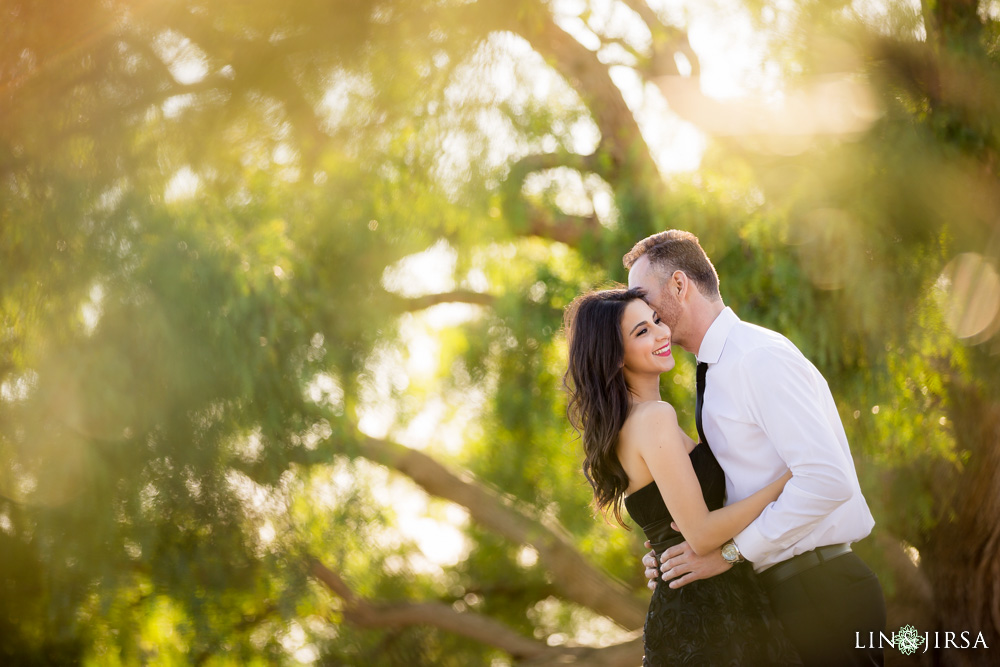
[626, 230, 886, 666]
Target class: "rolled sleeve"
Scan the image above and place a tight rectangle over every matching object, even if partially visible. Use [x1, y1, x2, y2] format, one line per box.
[732, 347, 853, 563]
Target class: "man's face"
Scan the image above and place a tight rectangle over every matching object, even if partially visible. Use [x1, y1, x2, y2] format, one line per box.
[628, 254, 683, 332]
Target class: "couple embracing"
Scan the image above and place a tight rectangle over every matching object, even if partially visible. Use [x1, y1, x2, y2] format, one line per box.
[563, 231, 886, 666]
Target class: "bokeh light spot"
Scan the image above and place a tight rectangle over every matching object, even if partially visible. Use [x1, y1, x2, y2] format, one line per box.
[938, 253, 1000, 341]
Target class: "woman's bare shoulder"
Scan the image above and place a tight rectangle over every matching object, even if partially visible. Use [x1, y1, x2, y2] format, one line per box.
[622, 400, 679, 435]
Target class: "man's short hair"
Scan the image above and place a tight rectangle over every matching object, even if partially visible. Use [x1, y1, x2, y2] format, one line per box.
[623, 230, 721, 299]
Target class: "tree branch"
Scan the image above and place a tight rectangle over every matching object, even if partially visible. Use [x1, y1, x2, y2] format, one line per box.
[928, 0, 985, 49]
[391, 290, 496, 312]
[341, 433, 646, 629]
[870, 36, 942, 108]
[521, 207, 603, 247]
[311, 558, 645, 664]
[521, 633, 644, 667]
[618, 0, 701, 78]
[508, 151, 601, 180]
[507, 2, 656, 186]
[309, 558, 558, 659]
[502, 150, 606, 246]
[594, 36, 644, 66]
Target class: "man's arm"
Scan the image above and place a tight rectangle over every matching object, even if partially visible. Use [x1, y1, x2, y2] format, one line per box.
[731, 346, 854, 563]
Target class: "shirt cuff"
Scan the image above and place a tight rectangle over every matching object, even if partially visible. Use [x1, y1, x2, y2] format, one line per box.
[732, 520, 771, 564]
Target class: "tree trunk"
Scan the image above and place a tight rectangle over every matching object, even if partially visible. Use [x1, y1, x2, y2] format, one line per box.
[918, 379, 1000, 666]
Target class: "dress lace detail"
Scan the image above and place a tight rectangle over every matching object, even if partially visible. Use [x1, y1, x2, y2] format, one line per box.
[625, 444, 801, 666]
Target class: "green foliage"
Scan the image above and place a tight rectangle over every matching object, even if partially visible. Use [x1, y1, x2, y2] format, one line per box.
[5, 0, 1000, 663]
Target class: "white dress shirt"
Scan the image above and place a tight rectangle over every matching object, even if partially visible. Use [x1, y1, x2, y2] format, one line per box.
[697, 307, 875, 571]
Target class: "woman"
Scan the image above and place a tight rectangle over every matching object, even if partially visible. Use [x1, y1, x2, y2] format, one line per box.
[564, 287, 800, 666]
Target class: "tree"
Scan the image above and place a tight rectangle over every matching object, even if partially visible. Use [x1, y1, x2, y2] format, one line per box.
[1, 0, 998, 664]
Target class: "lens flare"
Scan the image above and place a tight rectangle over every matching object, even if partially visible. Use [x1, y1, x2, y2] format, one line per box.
[938, 253, 1000, 341]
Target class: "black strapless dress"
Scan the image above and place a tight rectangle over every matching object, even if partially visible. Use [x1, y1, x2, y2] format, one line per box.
[624, 443, 801, 666]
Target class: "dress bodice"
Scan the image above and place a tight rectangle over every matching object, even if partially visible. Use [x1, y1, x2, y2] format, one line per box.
[624, 442, 726, 555]
[621, 444, 802, 665]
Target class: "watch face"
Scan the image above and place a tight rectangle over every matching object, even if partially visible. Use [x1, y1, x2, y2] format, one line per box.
[722, 544, 739, 562]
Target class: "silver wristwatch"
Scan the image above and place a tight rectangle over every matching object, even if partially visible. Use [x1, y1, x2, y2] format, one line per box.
[721, 539, 744, 564]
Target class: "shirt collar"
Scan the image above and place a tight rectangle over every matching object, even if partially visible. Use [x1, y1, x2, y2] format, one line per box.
[695, 307, 739, 364]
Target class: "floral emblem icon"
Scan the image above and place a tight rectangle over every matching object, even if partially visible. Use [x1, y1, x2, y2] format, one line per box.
[896, 625, 926, 655]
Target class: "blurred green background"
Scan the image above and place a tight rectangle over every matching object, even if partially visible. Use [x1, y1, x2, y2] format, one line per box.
[3, 0, 1000, 664]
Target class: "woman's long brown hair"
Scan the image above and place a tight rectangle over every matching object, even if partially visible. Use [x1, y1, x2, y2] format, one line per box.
[563, 287, 645, 528]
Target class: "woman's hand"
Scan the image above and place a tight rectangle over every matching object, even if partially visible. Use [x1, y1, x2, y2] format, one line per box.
[642, 541, 660, 591]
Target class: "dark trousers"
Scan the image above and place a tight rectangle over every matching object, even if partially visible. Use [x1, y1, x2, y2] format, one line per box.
[763, 552, 886, 667]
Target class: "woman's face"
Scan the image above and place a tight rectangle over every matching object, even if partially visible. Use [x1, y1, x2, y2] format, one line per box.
[620, 299, 674, 375]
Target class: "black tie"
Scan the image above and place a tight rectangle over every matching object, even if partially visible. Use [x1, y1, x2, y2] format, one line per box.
[695, 362, 709, 447]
